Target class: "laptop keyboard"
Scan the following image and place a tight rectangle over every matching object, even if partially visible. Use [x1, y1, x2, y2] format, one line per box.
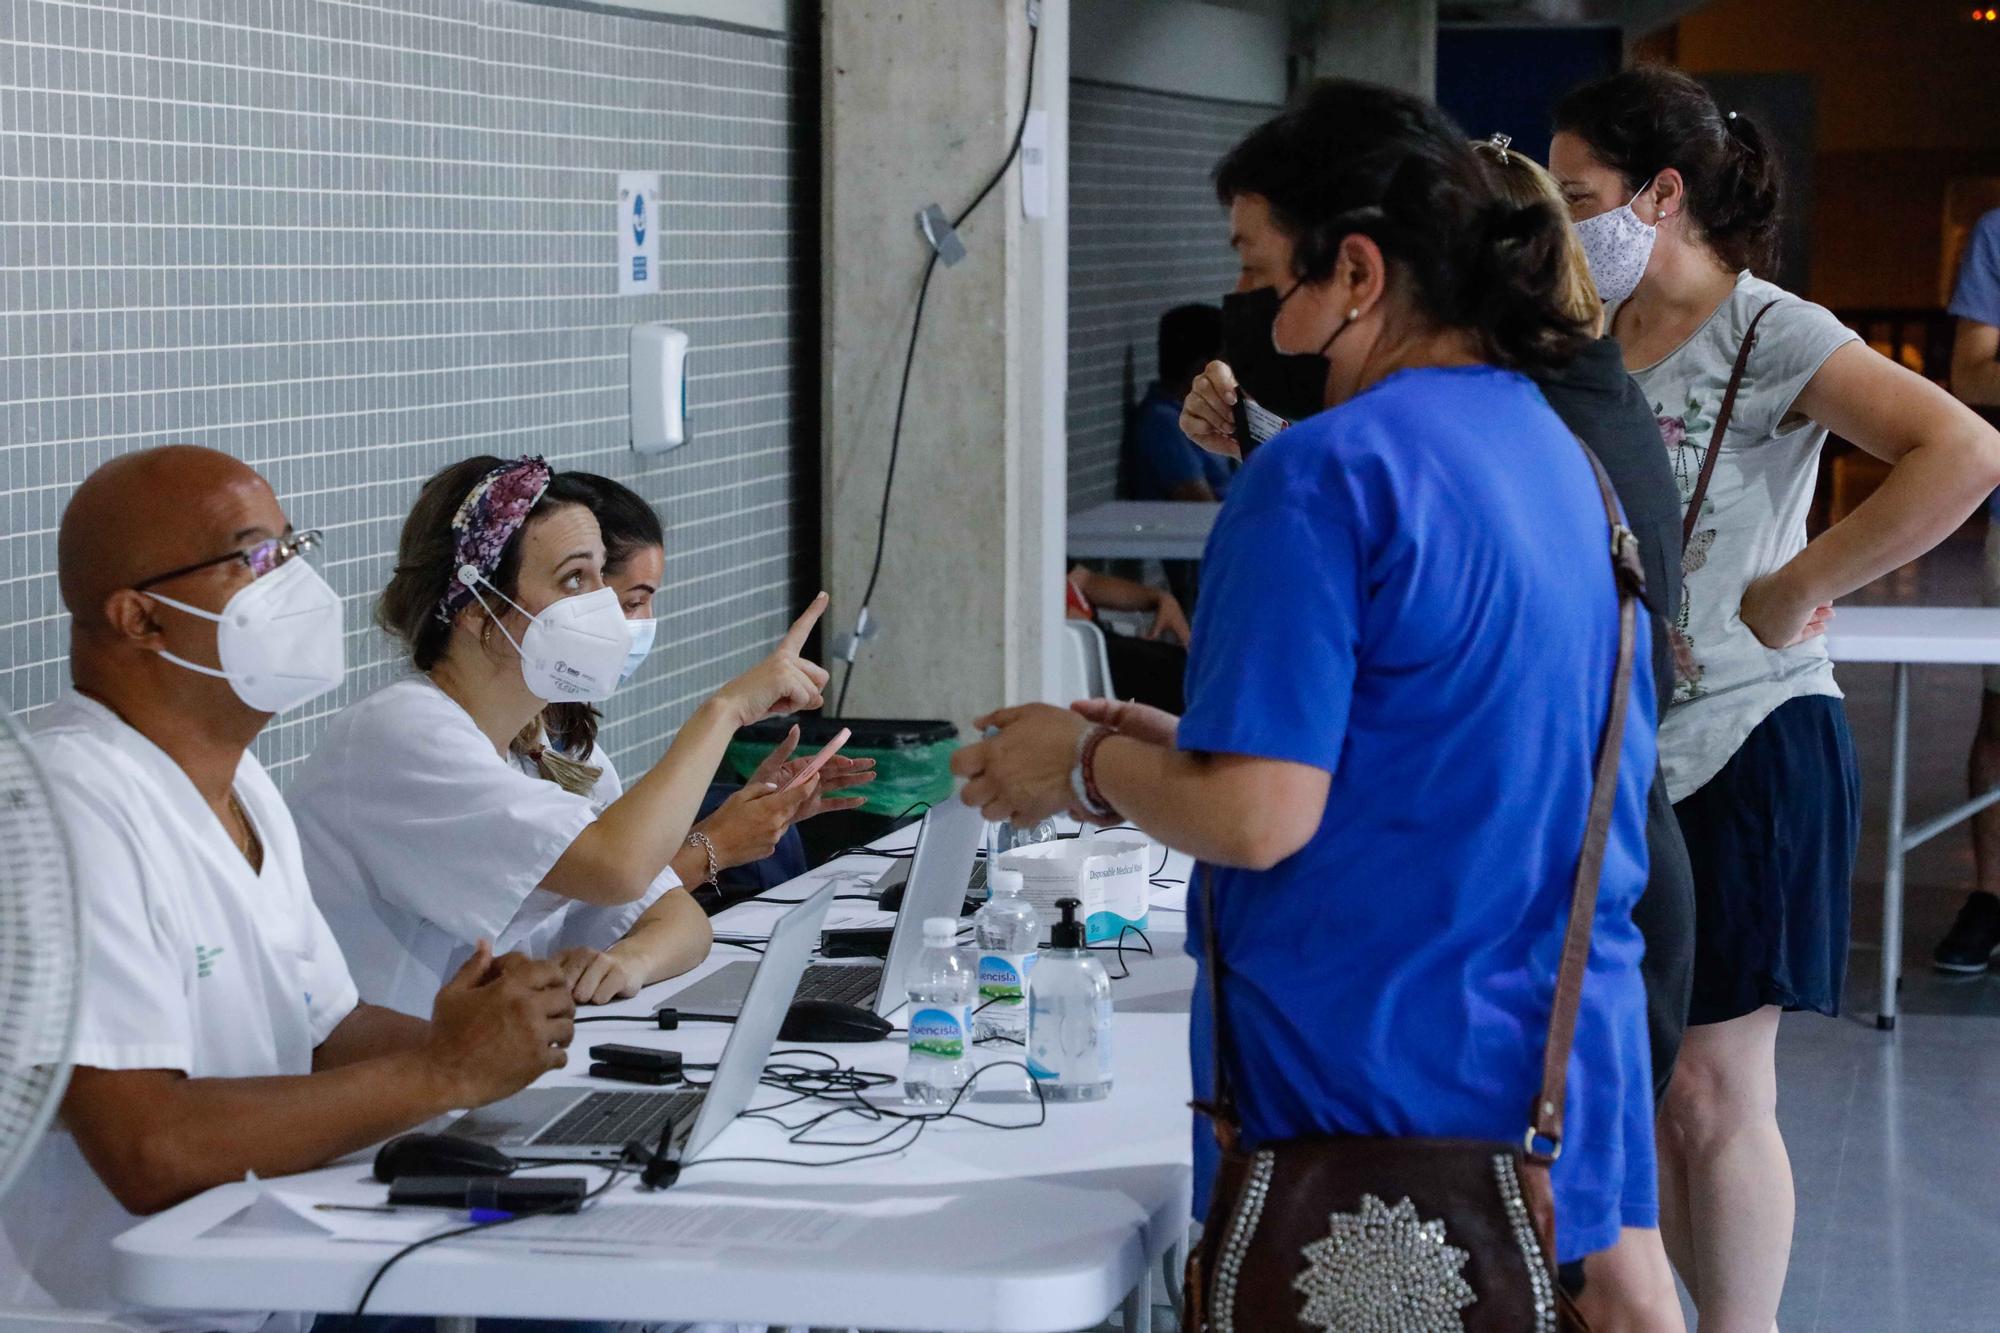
[793, 963, 881, 1007]
[533, 1089, 703, 1149]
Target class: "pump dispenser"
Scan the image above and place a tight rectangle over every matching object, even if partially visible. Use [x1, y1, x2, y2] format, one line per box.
[1026, 897, 1113, 1100]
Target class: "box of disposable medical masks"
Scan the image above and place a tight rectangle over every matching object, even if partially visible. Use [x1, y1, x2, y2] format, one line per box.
[998, 836, 1151, 944]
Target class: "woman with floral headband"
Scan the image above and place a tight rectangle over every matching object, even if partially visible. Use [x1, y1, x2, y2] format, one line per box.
[291, 456, 833, 1017]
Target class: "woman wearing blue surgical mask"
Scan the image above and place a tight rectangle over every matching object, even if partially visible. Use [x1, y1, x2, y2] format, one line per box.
[1553, 67, 2000, 1330]
[291, 456, 834, 1016]
[535, 473, 875, 918]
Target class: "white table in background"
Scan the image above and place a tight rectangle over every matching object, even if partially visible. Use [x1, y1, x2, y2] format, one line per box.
[113, 839, 1200, 1333]
[1066, 502, 1218, 562]
[1825, 606, 2000, 1029]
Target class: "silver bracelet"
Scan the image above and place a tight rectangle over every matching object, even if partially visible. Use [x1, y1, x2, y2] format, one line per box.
[686, 830, 720, 887]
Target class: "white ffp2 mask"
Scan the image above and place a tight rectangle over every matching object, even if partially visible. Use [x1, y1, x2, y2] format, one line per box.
[1573, 182, 1659, 307]
[620, 616, 658, 683]
[147, 556, 347, 714]
[459, 566, 629, 703]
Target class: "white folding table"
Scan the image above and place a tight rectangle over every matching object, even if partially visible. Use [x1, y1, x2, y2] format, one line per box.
[1065, 502, 1218, 562]
[1825, 606, 2000, 1029]
[113, 840, 1201, 1333]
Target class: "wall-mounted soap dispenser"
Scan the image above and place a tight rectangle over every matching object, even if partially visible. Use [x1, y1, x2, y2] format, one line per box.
[630, 323, 689, 453]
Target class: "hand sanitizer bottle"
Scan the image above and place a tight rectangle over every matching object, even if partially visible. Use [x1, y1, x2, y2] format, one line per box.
[1027, 897, 1113, 1101]
[904, 917, 975, 1106]
[974, 869, 1039, 1044]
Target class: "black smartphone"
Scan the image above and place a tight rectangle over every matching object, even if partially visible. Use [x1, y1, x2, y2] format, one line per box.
[589, 1061, 681, 1086]
[588, 1043, 681, 1073]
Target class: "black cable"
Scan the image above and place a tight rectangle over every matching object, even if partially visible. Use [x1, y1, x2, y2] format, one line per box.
[678, 1059, 1047, 1175]
[1088, 923, 1153, 981]
[833, 16, 1042, 717]
[353, 1163, 629, 1316]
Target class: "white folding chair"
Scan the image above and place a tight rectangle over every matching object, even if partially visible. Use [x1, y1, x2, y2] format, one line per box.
[1062, 619, 1117, 705]
[0, 1313, 144, 1333]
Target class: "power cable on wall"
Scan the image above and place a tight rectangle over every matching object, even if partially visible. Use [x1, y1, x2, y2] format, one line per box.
[832, 3, 1043, 717]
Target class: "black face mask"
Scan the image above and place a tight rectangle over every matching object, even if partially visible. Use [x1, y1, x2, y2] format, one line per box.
[1219, 286, 1334, 455]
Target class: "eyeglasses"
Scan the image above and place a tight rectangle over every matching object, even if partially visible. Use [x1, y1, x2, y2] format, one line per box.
[132, 529, 323, 591]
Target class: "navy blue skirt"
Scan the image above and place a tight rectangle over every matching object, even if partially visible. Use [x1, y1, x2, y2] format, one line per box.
[1672, 694, 1860, 1026]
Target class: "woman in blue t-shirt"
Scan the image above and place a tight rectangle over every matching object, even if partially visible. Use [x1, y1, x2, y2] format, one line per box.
[955, 80, 1679, 1326]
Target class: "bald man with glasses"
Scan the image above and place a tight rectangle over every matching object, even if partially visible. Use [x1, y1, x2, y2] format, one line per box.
[0, 446, 576, 1331]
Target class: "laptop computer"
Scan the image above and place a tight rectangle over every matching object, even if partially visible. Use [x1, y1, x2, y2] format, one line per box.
[667, 795, 985, 1019]
[438, 880, 835, 1163]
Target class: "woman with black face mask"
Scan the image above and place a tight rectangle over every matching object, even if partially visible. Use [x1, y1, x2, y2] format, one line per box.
[955, 80, 1680, 1326]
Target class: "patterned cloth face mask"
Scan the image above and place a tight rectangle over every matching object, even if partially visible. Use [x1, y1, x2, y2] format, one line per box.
[1574, 178, 1661, 306]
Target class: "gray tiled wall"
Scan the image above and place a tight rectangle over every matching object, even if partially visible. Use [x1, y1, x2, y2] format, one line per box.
[1066, 80, 1274, 511]
[0, 0, 809, 783]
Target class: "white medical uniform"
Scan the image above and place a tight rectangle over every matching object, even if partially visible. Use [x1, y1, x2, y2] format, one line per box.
[0, 694, 357, 1332]
[290, 676, 678, 1018]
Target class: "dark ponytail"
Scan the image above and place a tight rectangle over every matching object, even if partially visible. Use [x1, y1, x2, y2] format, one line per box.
[1554, 65, 1782, 275]
[1214, 79, 1588, 372]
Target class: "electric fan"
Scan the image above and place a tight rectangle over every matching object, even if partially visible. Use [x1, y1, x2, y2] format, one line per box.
[0, 708, 81, 1205]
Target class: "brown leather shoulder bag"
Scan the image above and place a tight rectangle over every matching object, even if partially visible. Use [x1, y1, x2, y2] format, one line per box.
[1185, 440, 1646, 1332]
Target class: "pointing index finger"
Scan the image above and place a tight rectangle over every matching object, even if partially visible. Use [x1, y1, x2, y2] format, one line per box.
[781, 592, 830, 654]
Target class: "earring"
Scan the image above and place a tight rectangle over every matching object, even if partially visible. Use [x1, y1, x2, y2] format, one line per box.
[1348, 308, 1361, 320]
[480, 620, 493, 646]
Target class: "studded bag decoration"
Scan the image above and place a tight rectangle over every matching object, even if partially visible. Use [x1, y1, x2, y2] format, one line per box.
[1184, 440, 1645, 1333]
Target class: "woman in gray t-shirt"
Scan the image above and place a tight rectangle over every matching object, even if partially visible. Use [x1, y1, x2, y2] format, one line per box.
[1555, 67, 2000, 1331]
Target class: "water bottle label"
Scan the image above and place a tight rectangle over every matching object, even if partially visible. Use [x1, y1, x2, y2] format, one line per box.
[977, 951, 1035, 1006]
[909, 1005, 968, 1059]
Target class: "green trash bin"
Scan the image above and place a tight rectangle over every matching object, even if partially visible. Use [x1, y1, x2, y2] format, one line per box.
[725, 717, 961, 865]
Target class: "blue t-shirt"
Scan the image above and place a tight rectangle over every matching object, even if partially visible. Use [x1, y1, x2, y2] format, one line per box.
[1948, 209, 2000, 517]
[1180, 366, 1659, 1263]
[1130, 383, 1235, 500]
[1950, 208, 2000, 328]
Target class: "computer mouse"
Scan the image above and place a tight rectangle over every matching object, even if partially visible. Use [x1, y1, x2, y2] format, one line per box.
[779, 998, 896, 1044]
[372, 1132, 518, 1183]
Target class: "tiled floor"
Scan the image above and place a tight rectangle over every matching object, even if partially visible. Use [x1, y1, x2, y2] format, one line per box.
[1751, 523, 2000, 1331]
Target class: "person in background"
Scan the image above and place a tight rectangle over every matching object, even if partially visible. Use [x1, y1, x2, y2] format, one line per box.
[1065, 562, 1190, 713]
[1554, 67, 2000, 1330]
[1472, 131, 1698, 1319]
[545, 473, 875, 912]
[1129, 302, 1233, 503]
[1129, 302, 1232, 611]
[291, 456, 830, 1016]
[960, 80, 1680, 1325]
[1937, 204, 2000, 973]
[0, 447, 573, 1330]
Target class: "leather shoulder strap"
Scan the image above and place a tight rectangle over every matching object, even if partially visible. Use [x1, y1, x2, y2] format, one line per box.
[1194, 865, 1242, 1140]
[1530, 444, 1645, 1162]
[1682, 298, 1781, 545]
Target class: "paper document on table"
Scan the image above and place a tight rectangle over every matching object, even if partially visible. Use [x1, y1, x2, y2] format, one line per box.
[484, 1203, 862, 1250]
[263, 1187, 459, 1244]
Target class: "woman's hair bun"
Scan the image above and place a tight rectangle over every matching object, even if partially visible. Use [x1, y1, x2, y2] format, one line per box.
[1213, 79, 1589, 372]
[1554, 65, 1782, 275]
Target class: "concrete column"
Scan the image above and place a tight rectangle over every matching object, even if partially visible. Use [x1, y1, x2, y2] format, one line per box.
[820, 0, 1067, 727]
[1297, 0, 1437, 98]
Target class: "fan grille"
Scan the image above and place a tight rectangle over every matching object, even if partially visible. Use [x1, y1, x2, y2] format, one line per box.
[0, 711, 82, 1203]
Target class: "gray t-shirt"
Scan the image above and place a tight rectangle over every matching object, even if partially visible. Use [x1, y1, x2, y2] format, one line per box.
[1612, 273, 1860, 801]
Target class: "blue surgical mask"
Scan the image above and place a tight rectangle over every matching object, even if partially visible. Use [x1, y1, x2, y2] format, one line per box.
[620, 615, 658, 683]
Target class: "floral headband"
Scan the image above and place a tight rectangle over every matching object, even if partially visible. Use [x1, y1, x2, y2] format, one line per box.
[436, 456, 552, 623]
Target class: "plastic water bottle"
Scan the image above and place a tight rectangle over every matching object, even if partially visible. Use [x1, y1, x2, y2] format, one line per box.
[1027, 897, 1113, 1101]
[903, 917, 975, 1106]
[974, 869, 1039, 1045]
